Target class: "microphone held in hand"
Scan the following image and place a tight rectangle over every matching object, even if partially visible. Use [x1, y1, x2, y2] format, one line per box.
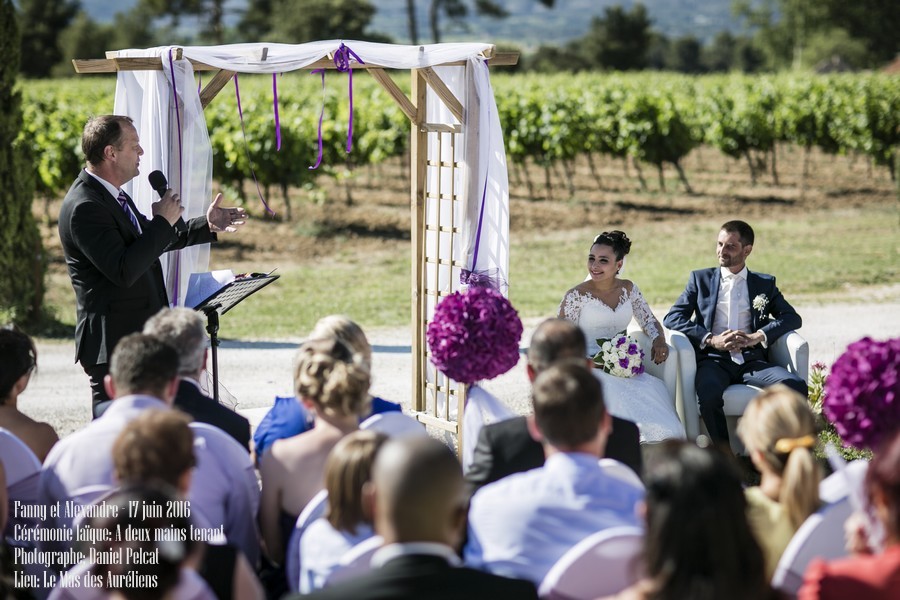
[148, 170, 169, 198]
[148, 170, 187, 232]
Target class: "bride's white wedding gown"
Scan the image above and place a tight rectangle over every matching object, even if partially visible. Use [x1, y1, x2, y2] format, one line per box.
[559, 285, 686, 443]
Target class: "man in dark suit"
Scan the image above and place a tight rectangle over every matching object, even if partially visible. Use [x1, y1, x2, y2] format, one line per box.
[143, 307, 251, 451]
[294, 436, 538, 600]
[58, 115, 247, 416]
[663, 220, 806, 446]
[465, 318, 642, 495]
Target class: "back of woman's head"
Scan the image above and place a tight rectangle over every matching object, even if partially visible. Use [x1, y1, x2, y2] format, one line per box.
[643, 441, 768, 600]
[87, 484, 197, 600]
[294, 337, 371, 418]
[0, 327, 36, 402]
[866, 427, 900, 540]
[309, 315, 372, 367]
[737, 385, 821, 529]
[325, 430, 388, 534]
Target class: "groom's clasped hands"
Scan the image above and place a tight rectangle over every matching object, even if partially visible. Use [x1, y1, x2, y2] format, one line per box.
[707, 328, 766, 352]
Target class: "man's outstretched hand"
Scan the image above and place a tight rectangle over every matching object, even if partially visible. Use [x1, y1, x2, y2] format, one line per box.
[206, 193, 248, 233]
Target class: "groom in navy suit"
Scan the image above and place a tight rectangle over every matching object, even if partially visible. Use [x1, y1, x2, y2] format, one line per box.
[663, 220, 806, 446]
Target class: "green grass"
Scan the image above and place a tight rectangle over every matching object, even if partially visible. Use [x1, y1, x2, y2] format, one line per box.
[509, 204, 898, 315]
[41, 202, 896, 340]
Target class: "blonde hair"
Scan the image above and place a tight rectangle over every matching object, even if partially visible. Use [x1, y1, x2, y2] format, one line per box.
[294, 337, 370, 419]
[737, 385, 820, 529]
[309, 315, 372, 366]
[324, 430, 388, 534]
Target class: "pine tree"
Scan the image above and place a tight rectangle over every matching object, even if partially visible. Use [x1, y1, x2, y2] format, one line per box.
[1, 0, 44, 324]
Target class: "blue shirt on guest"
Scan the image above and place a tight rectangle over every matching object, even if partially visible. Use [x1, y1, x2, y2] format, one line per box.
[464, 451, 644, 585]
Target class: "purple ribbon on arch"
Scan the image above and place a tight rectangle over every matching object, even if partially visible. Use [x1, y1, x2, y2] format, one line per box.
[309, 43, 365, 170]
[167, 48, 184, 304]
[233, 73, 275, 215]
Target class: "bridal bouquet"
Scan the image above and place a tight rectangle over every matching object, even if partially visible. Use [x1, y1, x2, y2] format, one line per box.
[593, 333, 645, 378]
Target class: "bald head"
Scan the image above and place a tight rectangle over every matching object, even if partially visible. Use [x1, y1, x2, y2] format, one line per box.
[371, 437, 466, 546]
[527, 318, 587, 376]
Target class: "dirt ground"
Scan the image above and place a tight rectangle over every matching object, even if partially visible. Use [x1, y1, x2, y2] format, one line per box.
[37, 144, 896, 275]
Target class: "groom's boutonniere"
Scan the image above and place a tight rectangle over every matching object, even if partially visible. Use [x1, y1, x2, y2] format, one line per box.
[752, 294, 768, 314]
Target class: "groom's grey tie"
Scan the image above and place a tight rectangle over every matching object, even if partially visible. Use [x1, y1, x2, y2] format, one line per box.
[726, 273, 744, 364]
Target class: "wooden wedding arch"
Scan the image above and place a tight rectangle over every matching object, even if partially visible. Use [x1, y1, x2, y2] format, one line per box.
[73, 43, 517, 453]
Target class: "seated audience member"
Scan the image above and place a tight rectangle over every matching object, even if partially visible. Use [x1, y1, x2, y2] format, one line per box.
[143, 307, 251, 450]
[112, 410, 263, 600]
[0, 327, 59, 462]
[737, 384, 821, 579]
[40, 333, 180, 552]
[466, 318, 642, 496]
[291, 436, 538, 599]
[50, 485, 216, 600]
[253, 315, 400, 462]
[41, 334, 260, 568]
[260, 337, 370, 564]
[298, 430, 388, 593]
[799, 428, 900, 600]
[603, 441, 779, 600]
[465, 361, 644, 585]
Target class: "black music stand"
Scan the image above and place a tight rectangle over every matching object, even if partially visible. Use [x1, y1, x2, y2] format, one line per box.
[192, 273, 279, 402]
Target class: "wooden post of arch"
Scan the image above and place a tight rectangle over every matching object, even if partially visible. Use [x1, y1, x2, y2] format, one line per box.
[72, 47, 517, 453]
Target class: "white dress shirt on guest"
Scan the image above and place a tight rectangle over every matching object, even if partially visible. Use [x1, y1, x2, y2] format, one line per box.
[298, 519, 375, 593]
[464, 452, 644, 585]
[188, 422, 261, 566]
[39, 395, 168, 552]
[39, 397, 261, 567]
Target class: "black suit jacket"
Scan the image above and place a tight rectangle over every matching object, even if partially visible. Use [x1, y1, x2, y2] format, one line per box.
[175, 380, 251, 451]
[663, 267, 802, 362]
[58, 169, 216, 367]
[465, 415, 642, 496]
[291, 553, 538, 600]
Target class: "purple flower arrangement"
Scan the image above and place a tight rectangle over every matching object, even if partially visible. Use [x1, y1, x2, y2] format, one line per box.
[593, 333, 645, 378]
[426, 285, 523, 384]
[823, 336, 900, 450]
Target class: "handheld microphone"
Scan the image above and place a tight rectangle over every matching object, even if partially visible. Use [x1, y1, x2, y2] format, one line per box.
[148, 170, 168, 198]
[148, 170, 187, 232]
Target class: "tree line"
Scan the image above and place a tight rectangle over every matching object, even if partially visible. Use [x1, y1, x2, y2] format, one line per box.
[19, 71, 899, 208]
[14, 0, 897, 79]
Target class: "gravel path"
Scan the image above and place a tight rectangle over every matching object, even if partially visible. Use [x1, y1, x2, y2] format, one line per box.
[19, 296, 900, 439]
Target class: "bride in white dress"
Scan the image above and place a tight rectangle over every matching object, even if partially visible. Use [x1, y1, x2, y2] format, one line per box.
[558, 230, 685, 443]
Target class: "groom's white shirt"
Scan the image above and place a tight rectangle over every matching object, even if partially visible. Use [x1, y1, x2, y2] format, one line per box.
[713, 266, 751, 335]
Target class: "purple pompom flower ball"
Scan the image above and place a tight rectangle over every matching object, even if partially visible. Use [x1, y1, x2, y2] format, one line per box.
[823, 336, 900, 450]
[426, 286, 523, 384]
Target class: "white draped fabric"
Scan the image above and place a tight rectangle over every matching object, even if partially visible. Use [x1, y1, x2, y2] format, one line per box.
[115, 48, 212, 306]
[112, 40, 510, 306]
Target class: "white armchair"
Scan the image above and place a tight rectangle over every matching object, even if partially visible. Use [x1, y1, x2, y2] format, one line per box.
[668, 330, 809, 452]
[626, 326, 679, 410]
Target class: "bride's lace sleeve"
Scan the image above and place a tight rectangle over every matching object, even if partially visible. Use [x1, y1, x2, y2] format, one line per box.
[558, 290, 585, 323]
[630, 284, 661, 339]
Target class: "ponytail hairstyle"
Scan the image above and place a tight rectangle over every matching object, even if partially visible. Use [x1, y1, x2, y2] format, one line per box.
[737, 384, 821, 529]
[294, 337, 371, 419]
[591, 230, 632, 260]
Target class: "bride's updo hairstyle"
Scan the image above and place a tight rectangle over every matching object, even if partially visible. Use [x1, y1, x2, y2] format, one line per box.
[294, 337, 371, 419]
[592, 230, 632, 260]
